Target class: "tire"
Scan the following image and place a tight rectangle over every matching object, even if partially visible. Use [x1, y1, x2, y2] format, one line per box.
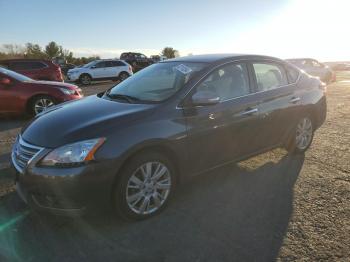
[29, 95, 56, 116]
[119, 72, 129, 82]
[287, 116, 314, 154]
[79, 74, 92, 85]
[114, 151, 176, 221]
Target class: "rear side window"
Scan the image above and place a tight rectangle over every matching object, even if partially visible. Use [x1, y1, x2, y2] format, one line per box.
[196, 63, 250, 101]
[253, 63, 288, 91]
[10, 61, 47, 70]
[285, 65, 300, 83]
[94, 62, 107, 68]
[111, 61, 126, 67]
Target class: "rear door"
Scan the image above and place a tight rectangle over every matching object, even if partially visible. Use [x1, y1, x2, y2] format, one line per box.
[90, 61, 109, 78]
[184, 62, 265, 174]
[250, 61, 299, 149]
[109, 61, 126, 77]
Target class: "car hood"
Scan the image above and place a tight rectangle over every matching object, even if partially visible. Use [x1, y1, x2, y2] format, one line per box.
[21, 95, 156, 148]
[68, 68, 84, 73]
[26, 80, 79, 90]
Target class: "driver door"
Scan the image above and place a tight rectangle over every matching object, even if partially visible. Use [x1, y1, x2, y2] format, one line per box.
[183, 62, 264, 174]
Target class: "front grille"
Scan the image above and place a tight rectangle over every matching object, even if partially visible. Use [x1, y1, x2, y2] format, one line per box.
[12, 136, 44, 174]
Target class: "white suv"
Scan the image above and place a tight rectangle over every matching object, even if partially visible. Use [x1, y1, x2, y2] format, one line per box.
[67, 59, 133, 85]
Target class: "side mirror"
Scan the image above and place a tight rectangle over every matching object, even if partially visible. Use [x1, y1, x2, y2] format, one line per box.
[0, 78, 11, 86]
[191, 90, 220, 106]
[91, 66, 97, 69]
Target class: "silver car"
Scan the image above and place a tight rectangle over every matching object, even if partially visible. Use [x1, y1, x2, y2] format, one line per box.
[286, 58, 335, 84]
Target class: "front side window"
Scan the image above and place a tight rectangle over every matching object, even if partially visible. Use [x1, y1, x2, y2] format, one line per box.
[302, 60, 313, 67]
[106, 62, 206, 102]
[195, 63, 250, 101]
[311, 60, 323, 67]
[253, 63, 288, 91]
[94, 62, 106, 68]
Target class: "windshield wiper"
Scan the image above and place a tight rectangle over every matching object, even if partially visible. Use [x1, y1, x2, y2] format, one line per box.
[105, 92, 140, 103]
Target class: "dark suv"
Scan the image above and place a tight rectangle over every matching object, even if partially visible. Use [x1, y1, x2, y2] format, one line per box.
[0, 59, 63, 82]
[12, 54, 327, 221]
[120, 52, 153, 71]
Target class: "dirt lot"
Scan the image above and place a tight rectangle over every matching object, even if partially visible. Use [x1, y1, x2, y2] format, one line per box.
[0, 75, 349, 261]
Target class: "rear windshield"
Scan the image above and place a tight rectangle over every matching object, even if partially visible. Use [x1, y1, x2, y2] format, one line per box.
[106, 62, 206, 102]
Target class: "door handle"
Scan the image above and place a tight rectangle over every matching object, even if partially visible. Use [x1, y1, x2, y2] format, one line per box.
[240, 108, 258, 116]
[289, 97, 301, 104]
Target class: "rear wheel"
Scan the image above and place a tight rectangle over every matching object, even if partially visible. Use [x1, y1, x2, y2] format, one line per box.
[287, 116, 314, 154]
[30, 95, 56, 116]
[119, 72, 129, 82]
[79, 74, 92, 85]
[114, 152, 176, 221]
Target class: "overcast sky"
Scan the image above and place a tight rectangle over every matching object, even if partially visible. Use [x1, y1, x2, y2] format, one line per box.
[0, 0, 349, 61]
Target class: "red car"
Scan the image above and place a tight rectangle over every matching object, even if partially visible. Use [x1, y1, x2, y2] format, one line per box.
[0, 68, 82, 116]
[0, 59, 64, 82]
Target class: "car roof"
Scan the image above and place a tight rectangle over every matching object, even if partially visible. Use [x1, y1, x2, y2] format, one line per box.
[95, 59, 123, 62]
[286, 58, 316, 61]
[162, 54, 284, 64]
[0, 58, 51, 63]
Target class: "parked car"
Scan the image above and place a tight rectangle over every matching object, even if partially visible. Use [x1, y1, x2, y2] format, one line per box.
[67, 59, 133, 85]
[120, 52, 153, 71]
[331, 63, 350, 71]
[286, 58, 336, 83]
[59, 63, 76, 76]
[0, 67, 82, 116]
[150, 55, 167, 63]
[0, 59, 64, 82]
[12, 54, 327, 220]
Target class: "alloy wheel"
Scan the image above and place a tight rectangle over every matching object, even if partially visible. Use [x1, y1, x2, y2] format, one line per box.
[81, 75, 91, 85]
[126, 161, 172, 215]
[34, 98, 54, 115]
[295, 117, 313, 150]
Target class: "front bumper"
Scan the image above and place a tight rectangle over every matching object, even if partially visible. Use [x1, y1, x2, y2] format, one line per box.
[66, 73, 79, 81]
[12, 148, 118, 216]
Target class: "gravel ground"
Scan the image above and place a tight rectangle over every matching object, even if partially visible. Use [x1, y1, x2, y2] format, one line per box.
[0, 75, 349, 261]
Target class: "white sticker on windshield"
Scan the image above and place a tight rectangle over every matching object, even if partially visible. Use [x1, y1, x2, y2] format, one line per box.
[174, 64, 193, 75]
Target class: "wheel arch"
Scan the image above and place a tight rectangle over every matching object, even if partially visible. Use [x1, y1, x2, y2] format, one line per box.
[26, 93, 57, 114]
[112, 142, 183, 189]
[79, 73, 92, 80]
[119, 71, 130, 77]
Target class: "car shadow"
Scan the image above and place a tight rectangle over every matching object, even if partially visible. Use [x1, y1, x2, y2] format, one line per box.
[0, 152, 304, 262]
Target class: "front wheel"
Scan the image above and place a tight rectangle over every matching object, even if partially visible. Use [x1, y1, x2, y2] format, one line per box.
[287, 116, 314, 154]
[114, 152, 176, 221]
[79, 74, 92, 85]
[30, 95, 56, 116]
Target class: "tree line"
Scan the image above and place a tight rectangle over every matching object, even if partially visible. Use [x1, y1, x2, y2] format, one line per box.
[0, 42, 100, 65]
[0, 42, 179, 65]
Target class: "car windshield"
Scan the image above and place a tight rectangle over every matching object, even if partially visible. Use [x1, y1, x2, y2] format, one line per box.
[0, 68, 32, 82]
[105, 62, 206, 102]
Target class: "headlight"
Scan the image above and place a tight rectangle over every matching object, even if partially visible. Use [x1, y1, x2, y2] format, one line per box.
[60, 88, 76, 95]
[40, 138, 106, 167]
